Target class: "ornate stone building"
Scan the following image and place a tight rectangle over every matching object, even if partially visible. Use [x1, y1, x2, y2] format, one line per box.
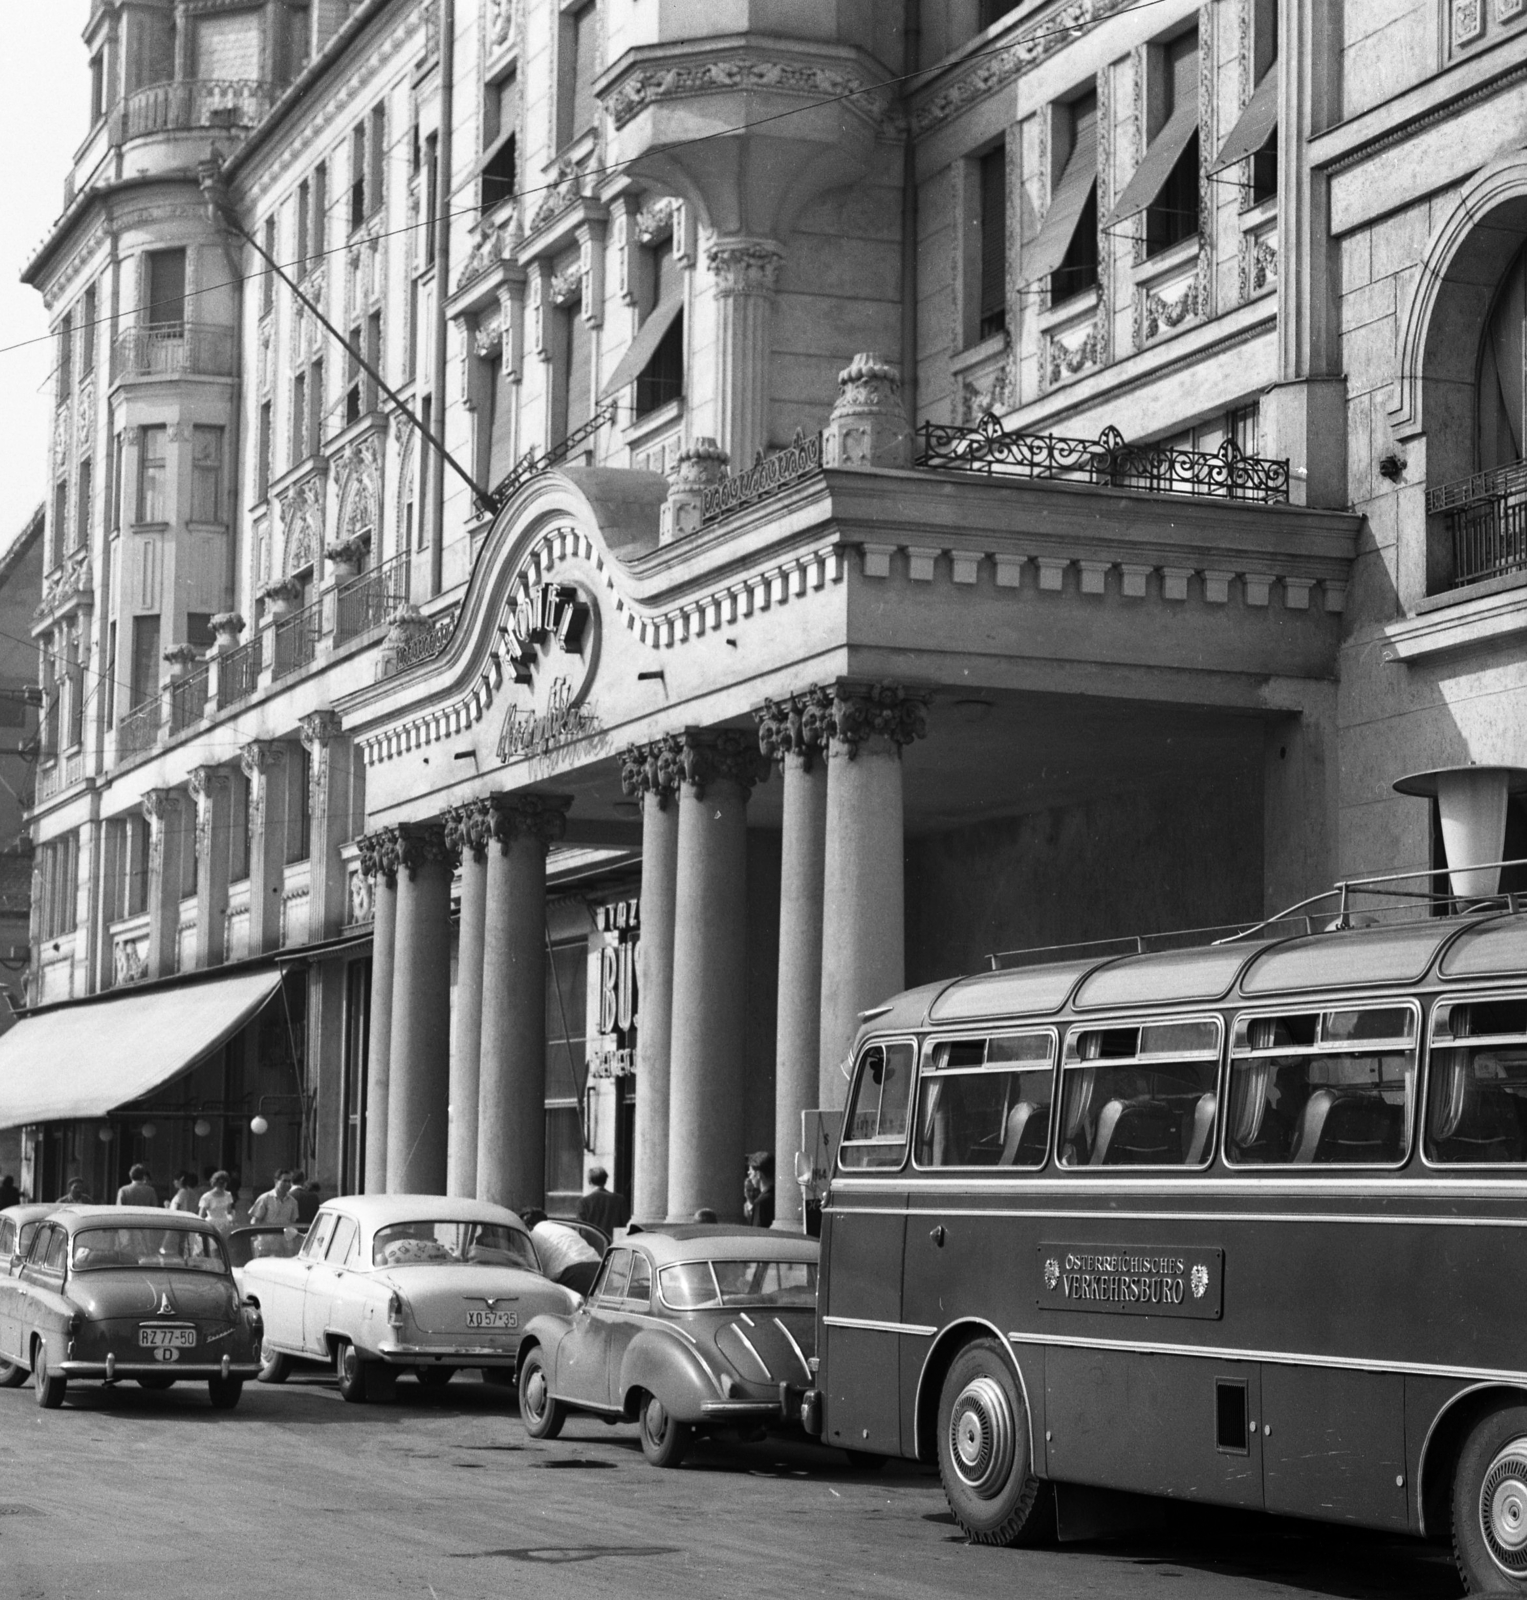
[8, 0, 1517, 1221]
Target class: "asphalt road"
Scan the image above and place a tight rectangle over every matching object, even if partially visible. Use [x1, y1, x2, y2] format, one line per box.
[0, 1370, 1467, 1600]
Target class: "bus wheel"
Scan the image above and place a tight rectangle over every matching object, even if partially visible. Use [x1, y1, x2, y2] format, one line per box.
[1455, 1405, 1527, 1593]
[936, 1339, 1049, 1546]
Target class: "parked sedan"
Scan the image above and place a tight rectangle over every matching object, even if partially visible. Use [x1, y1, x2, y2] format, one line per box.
[518, 1226, 819, 1467]
[0, 1206, 262, 1409]
[237, 1194, 580, 1402]
[0, 1204, 61, 1386]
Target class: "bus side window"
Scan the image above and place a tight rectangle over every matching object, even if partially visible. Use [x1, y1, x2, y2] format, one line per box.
[839, 1041, 916, 1170]
[1426, 996, 1527, 1165]
[915, 1032, 1055, 1169]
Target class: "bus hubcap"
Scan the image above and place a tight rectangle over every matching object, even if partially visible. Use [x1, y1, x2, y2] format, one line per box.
[949, 1376, 1014, 1498]
[1482, 1443, 1527, 1572]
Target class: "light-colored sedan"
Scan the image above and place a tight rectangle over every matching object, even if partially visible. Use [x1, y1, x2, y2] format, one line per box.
[237, 1194, 579, 1402]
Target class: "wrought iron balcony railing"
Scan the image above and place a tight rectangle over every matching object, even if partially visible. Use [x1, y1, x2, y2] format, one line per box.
[168, 664, 210, 735]
[113, 322, 235, 381]
[334, 552, 409, 644]
[916, 415, 1291, 504]
[1427, 460, 1527, 590]
[217, 635, 262, 708]
[272, 598, 325, 680]
[117, 698, 161, 759]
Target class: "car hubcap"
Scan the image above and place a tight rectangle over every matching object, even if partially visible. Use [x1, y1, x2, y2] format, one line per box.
[646, 1399, 667, 1441]
[948, 1375, 1015, 1499]
[525, 1368, 546, 1418]
[1483, 1443, 1527, 1573]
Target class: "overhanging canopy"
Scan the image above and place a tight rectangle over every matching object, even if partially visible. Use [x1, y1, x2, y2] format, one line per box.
[1211, 68, 1278, 173]
[1019, 121, 1097, 288]
[1103, 99, 1198, 227]
[0, 969, 283, 1129]
[599, 293, 682, 399]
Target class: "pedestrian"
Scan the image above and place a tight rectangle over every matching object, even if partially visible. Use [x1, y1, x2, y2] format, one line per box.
[116, 1163, 158, 1207]
[198, 1170, 236, 1233]
[575, 1166, 630, 1236]
[0, 1175, 20, 1211]
[168, 1171, 199, 1213]
[249, 1170, 299, 1227]
[528, 1217, 602, 1294]
[292, 1172, 321, 1226]
[58, 1177, 92, 1204]
[743, 1151, 775, 1229]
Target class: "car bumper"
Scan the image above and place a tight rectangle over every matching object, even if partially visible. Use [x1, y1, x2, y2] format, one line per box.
[63, 1354, 261, 1381]
[374, 1340, 519, 1366]
[700, 1384, 809, 1425]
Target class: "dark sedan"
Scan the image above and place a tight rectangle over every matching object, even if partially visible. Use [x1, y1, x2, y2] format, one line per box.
[0, 1206, 262, 1409]
[517, 1226, 818, 1467]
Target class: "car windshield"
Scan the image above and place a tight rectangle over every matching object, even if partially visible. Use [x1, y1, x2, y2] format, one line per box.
[226, 1227, 306, 1268]
[71, 1227, 229, 1275]
[371, 1221, 538, 1271]
[658, 1259, 817, 1310]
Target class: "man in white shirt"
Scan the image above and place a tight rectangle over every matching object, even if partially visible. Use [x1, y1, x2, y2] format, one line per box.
[249, 1171, 299, 1227]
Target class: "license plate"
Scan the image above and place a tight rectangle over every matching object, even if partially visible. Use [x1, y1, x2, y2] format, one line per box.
[138, 1326, 196, 1348]
[464, 1310, 517, 1330]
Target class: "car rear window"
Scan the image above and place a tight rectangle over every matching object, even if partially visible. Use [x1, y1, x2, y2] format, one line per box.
[658, 1259, 817, 1310]
[71, 1226, 229, 1274]
[372, 1220, 537, 1270]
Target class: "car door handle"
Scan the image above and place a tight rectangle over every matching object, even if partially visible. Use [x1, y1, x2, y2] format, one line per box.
[929, 1226, 946, 1247]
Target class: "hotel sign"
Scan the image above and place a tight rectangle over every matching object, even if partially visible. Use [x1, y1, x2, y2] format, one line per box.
[496, 581, 600, 763]
[1038, 1244, 1223, 1319]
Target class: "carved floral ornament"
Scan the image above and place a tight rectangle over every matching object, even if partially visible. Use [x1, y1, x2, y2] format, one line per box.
[487, 0, 517, 49]
[756, 683, 929, 765]
[357, 821, 454, 882]
[707, 240, 784, 297]
[619, 730, 771, 805]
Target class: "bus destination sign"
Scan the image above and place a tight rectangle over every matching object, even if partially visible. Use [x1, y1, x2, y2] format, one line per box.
[1037, 1245, 1223, 1320]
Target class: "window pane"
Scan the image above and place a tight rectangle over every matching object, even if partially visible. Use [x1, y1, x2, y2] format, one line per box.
[138, 426, 167, 523]
[192, 426, 223, 523]
[840, 1041, 915, 1169]
[658, 1261, 719, 1309]
[916, 1067, 1053, 1168]
[624, 1253, 651, 1309]
[979, 147, 1007, 338]
[1227, 1049, 1414, 1166]
[545, 1104, 583, 1199]
[1427, 1041, 1527, 1164]
[130, 615, 160, 708]
[571, 4, 599, 136]
[1059, 1055, 1219, 1167]
[598, 1250, 631, 1306]
[146, 249, 186, 330]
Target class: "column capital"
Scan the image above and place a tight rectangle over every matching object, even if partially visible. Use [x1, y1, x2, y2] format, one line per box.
[141, 787, 185, 823]
[678, 728, 771, 802]
[486, 792, 572, 852]
[706, 236, 784, 297]
[442, 800, 493, 864]
[240, 739, 286, 779]
[299, 708, 344, 750]
[755, 687, 834, 773]
[395, 821, 454, 879]
[188, 765, 232, 801]
[828, 681, 929, 759]
[619, 739, 684, 808]
[357, 827, 401, 886]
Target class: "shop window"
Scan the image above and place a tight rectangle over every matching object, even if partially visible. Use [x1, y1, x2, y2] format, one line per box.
[545, 1106, 583, 1208]
[977, 146, 1007, 340]
[557, 2, 600, 150]
[1106, 32, 1200, 257]
[129, 615, 160, 709]
[137, 426, 167, 524]
[191, 427, 223, 524]
[145, 248, 186, 332]
[481, 71, 519, 214]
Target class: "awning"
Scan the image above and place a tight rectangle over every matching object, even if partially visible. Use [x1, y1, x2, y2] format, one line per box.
[0, 969, 283, 1129]
[1103, 99, 1198, 227]
[1018, 122, 1097, 288]
[599, 294, 683, 399]
[1211, 67, 1278, 173]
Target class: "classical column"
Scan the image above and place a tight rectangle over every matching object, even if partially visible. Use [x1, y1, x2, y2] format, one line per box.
[708, 238, 783, 470]
[756, 692, 830, 1229]
[241, 740, 290, 954]
[142, 788, 191, 981]
[443, 800, 491, 1199]
[189, 765, 234, 969]
[477, 794, 570, 1212]
[667, 731, 769, 1222]
[386, 822, 454, 1195]
[300, 710, 354, 942]
[358, 830, 399, 1194]
[619, 741, 683, 1221]
[818, 685, 928, 1110]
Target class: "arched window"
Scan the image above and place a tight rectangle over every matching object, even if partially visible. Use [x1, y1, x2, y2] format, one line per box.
[1479, 245, 1527, 472]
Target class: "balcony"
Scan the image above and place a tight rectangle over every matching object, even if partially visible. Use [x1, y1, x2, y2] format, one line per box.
[168, 663, 210, 735]
[1427, 461, 1527, 591]
[117, 699, 162, 759]
[334, 552, 409, 645]
[115, 79, 276, 143]
[113, 322, 235, 382]
[272, 598, 325, 680]
[217, 635, 262, 709]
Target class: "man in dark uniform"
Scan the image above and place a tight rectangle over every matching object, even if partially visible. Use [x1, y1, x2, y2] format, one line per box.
[575, 1166, 629, 1237]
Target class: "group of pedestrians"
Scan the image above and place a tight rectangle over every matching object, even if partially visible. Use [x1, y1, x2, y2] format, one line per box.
[35, 1165, 322, 1235]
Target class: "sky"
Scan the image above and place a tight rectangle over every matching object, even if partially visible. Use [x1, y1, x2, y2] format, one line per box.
[0, 6, 93, 529]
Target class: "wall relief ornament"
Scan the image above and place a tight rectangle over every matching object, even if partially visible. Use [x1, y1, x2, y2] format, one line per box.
[678, 728, 771, 801]
[487, 0, 516, 49]
[278, 475, 326, 575]
[442, 799, 494, 862]
[548, 260, 584, 306]
[618, 739, 685, 808]
[35, 547, 93, 621]
[755, 687, 834, 772]
[528, 160, 584, 234]
[356, 827, 401, 886]
[707, 239, 784, 297]
[634, 196, 677, 244]
[828, 683, 929, 758]
[485, 792, 571, 852]
[608, 57, 897, 138]
[334, 437, 381, 549]
[395, 820, 454, 877]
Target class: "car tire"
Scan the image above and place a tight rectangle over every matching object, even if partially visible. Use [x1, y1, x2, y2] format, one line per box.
[518, 1347, 565, 1440]
[136, 1375, 177, 1391]
[207, 1376, 243, 1411]
[936, 1338, 1051, 1547]
[335, 1340, 369, 1404]
[638, 1393, 692, 1469]
[0, 1358, 28, 1389]
[416, 1366, 455, 1390]
[257, 1350, 292, 1385]
[1453, 1403, 1527, 1593]
[844, 1449, 887, 1471]
[31, 1342, 65, 1410]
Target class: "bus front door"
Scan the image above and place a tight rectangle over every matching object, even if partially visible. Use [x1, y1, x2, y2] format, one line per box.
[821, 1203, 907, 1459]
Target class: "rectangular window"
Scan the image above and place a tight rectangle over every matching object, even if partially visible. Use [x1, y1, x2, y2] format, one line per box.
[191, 426, 223, 523]
[1058, 1018, 1222, 1168]
[545, 1106, 584, 1203]
[1427, 996, 1527, 1165]
[52, 481, 67, 564]
[481, 72, 519, 214]
[545, 937, 588, 1104]
[840, 1040, 916, 1170]
[346, 325, 363, 424]
[40, 648, 58, 762]
[979, 0, 1020, 24]
[296, 178, 310, 273]
[978, 146, 1007, 340]
[417, 395, 432, 549]
[146, 248, 186, 331]
[350, 122, 367, 232]
[76, 458, 92, 550]
[260, 218, 276, 315]
[56, 311, 73, 402]
[309, 357, 325, 454]
[106, 620, 116, 729]
[485, 352, 515, 486]
[126, 815, 149, 917]
[369, 104, 385, 216]
[257, 401, 272, 500]
[186, 612, 214, 650]
[129, 615, 160, 709]
[66, 635, 83, 749]
[1037, 93, 1099, 303]
[312, 162, 327, 259]
[291, 371, 307, 464]
[1104, 32, 1200, 255]
[424, 132, 439, 267]
[915, 1033, 1056, 1169]
[137, 425, 167, 524]
[365, 310, 382, 412]
[89, 52, 105, 122]
[230, 769, 250, 882]
[628, 237, 684, 417]
[559, 3, 600, 148]
[81, 284, 96, 376]
[1226, 1005, 1417, 1167]
[287, 741, 311, 865]
[557, 300, 592, 444]
[111, 432, 124, 531]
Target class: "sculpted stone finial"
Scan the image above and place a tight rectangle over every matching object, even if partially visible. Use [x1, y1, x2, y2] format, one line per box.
[823, 353, 912, 470]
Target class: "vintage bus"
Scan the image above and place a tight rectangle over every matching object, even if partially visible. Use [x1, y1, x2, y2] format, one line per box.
[807, 895, 1527, 1594]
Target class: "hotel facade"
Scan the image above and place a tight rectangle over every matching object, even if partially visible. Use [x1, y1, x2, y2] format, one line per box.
[11, 0, 1525, 1222]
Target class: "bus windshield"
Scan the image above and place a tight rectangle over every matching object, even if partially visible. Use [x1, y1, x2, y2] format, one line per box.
[840, 1041, 914, 1169]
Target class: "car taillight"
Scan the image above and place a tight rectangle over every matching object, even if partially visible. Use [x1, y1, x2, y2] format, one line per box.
[66, 1312, 84, 1338]
[387, 1291, 404, 1329]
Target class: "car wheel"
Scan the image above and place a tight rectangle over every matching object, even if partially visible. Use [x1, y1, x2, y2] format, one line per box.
[0, 1358, 28, 1389]
[638, 1393, 692, 1469]
[257, 1350, 292, 1385]
[335, 1340, 369, 1404]
[136, 1375, 177, 1391]
[416, 1365, 455, 1390]
[31, 1342, 65, 1410]
[1453, 1404, 1527, 1593]
[844, 1449, 887, 1471]
[936, 1338, 1051, 1547]
[517, 1347, 565, 1440]
[207, 1376, 243, 1411]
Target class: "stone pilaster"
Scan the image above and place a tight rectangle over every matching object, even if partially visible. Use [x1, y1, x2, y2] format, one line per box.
[357, 829, 400, 1194]
[708, 238, 783, 471]
[442, 800, 492, 1199]
[189, 765, 234, 970]
[300, 709, 353, 942]
[142, 788, 191, 981]
[241, 740, 290, 955]
[477, 794, 571, 1212]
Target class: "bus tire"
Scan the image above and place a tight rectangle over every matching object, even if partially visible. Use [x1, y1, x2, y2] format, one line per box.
[1454, 1404, 1527, 1593]
[936, 1338, 1049, 1546]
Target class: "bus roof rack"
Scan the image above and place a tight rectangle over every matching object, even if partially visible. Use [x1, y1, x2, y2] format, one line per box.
[984, 858, 1527, 972]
